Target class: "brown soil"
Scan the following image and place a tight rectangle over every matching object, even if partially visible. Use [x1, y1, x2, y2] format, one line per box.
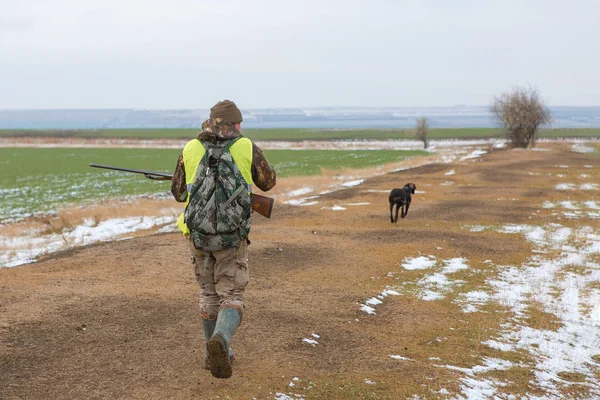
[1, 143, 598, 399]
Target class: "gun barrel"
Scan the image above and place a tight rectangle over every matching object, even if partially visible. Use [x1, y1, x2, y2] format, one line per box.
[90, 163, 173, 179]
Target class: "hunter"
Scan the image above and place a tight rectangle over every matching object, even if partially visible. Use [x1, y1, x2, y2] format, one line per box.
[171, 100, 276, 379]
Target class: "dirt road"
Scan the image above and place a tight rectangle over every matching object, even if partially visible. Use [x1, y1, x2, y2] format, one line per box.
[1, 143, 598, 399]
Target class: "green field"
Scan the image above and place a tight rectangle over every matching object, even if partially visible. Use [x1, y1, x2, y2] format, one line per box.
[3, 127, 599, 140]
[0, 147, 427, 222]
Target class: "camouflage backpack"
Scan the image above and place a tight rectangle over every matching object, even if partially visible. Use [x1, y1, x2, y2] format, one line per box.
[184, 138, 252, 251]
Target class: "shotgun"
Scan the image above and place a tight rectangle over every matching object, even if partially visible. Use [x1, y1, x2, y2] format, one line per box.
[89, 163, 274, 218]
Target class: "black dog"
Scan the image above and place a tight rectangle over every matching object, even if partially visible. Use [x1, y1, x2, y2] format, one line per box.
[389, 183, 416, 223]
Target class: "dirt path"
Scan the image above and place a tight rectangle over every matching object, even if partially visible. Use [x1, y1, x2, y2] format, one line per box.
[1, 143, 598, 399]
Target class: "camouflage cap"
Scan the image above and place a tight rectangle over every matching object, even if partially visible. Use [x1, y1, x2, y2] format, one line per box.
[210, 100, 243, 124]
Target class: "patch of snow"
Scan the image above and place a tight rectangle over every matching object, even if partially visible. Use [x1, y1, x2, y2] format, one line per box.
[460, 149, 487, 161]
[1, 215, 176, 268]
[284, 199, 319, 206]
[465, 225, 487, 232]
[157, 223, 178, 233]
[302, 338, 319, 346]
[321, 205, 346, 211]
[584, 201, 600, 210]
[340, 179, 364, 188]
[455, 291, 490, 313]
[572, 144, 595, 153]
[286, 187, 314, 197]
[556, 183, 576, 190]
[365, 297, 383, 306]
[389, 355, 412, 360]
[274, 393, 299, 400]
[442, 258, 469, 274]
[402, 256, 437, 270]
[360, 304, 376, 315]
[474, 223, 600, 396]
[359, 285, 401, 315]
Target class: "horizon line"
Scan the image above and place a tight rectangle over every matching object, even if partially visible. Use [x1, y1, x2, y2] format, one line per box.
[2, 104, 600, 111]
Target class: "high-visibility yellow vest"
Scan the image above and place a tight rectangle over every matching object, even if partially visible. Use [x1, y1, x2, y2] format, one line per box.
[176, 138, 253, 234]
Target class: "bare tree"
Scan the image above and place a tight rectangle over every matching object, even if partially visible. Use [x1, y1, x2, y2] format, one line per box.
[490, 86, 552, 148]
[415, 116, 429, 149]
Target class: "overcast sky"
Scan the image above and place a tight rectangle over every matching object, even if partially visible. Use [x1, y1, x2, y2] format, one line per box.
[1, 0, 599, 109]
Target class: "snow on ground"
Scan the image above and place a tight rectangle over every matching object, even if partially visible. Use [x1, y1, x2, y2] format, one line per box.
[340, 179, 365, 187]
[321, 205, 346, 211]
[356, 198, 600, 398]
[301, 338, 319, 346]
[283, 196, 320, 206]
[459, 149, 488, 161]
[555, 183, 600, 191]
[1, 215, 177, 268]
[389, 355, 412, 361]
[402, 256, 437, 270]
[274, 392, 304, 400]
[541, 200, 600, 219]
[478, 222, 600, 398]
[572, 142, 596, 153]
[286, 187, 314, 197]
[359, 288, 401, 315]
[256, 139, 504, 151]
[9, 137, 590, 153]
[359, 257, 469, 313]
[556, 183, 576, 190]
[581, 183, 600, 190]
[274, 376, 313, 400]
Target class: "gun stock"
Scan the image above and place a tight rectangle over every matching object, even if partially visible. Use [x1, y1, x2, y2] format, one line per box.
[251, 193, 274, 219]
[90, 163, 274, 218]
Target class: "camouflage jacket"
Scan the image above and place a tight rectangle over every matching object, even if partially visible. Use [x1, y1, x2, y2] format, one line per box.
[171, 118, 276, 202]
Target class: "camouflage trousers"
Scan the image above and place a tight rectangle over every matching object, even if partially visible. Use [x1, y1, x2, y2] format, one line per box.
[189, 239, 249, 320]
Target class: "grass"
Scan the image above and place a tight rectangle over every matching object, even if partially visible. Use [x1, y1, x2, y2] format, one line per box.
[0, 147, 180, 223]
[0, 147, 427, 222]
[3, 127, 600, 140]
[263, 149, 427, 177]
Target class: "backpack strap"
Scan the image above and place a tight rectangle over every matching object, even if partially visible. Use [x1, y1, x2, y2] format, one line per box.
[224, 136, 242, 152]
[223, 137, 252, 191]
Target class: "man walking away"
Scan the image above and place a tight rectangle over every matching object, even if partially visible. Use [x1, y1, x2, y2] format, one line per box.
[171, 100, 276, 378]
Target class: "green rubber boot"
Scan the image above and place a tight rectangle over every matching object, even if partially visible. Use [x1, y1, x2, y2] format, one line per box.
[202, 319, 216, 370]
[203, 319, 235, 370]
[207, 308, 240, 379]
